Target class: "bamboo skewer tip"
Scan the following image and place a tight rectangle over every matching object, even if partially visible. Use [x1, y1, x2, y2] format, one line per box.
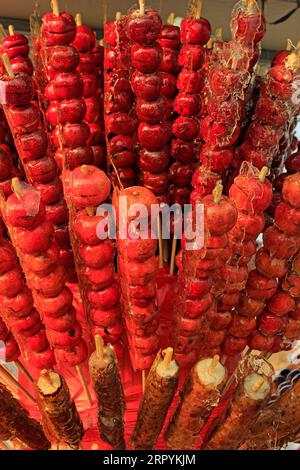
[8, 25, 15, 36]
[139, 0, 145, 16]
[142, 370, 146, 392]
[208, 355, 220, 376]
[251, 377, 265, 393]
[162, 348, 173, 370]
[1, 53, 14, 79]
[167, 12, 175, 25]
[95, 334, 104, 361]
[51, 0, 60, 17]
[115, 11, 122, 21]
[11, 177, 22, 198]
[75, 13, 82, 26]
[258, 166, 269, 183]
[194, 0, 203, 19]
[212, 182, 223, 203]
[169, 236, 177, 275]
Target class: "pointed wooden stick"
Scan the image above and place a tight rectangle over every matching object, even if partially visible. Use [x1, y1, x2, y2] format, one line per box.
[194, 0, 203, 19]
[0, 24, 6, 40]
[162, 348, 173, 370]
[169, 236, 177, 275]
[1, 53, 14, 79]
[51, 0, 60, 17]
[103, 0, 108, 25]
[14, 359, 34, 383]
[286, 39, 293, 51]
[215, 26, 223, 41]
[252, 377, 265, 393]
[157, 214, 164, 269]
[142, 370, 146, 392]
[115, 11, 122, 21]
[258, 166, 270, 183]
[76, 365, 93, 406]
[139, 0, 145, 16]
[0, 441, 9, 450]
[167, 12, 175, 25]
[8, 25, 14, 36]
[75, 13, 82, 26]
[95, 334, 104, 362]
[208, 355, 220, 376]
[0, 365, 36, 403]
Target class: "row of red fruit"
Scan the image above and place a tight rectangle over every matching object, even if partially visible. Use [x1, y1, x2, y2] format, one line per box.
[127, 7, 170, 204]
[65, 165, 123, 344]
[104, 12, 138, 188]
[72, 14, 106, 170]
[113, 186, 160, 371]
[174, 182, 238, 366]
[0, 211, 54, 369]
[169, 7, 211, 206]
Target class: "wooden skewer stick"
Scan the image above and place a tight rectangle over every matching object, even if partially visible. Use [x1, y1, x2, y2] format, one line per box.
[76, 365, 93, 406]
[157, 214, 164, 269]
[296, 40, 300, 49]
[208, 355, 220, 376]
[1, 53, 14, 79]
[251, 377, 264, 393]
[167, 12, 175, 25]
[0, 441, 9, 450]
[258, 166, 270, 183]
[142, 370, 146, 392]
[75, 13, 82, 26]
[139, 0, 145, 16]
[215, 26, 223, 41]
[8, 25, 14, 36]
[163, 239, 169, 264]
[213, 182, 223, 203]
[99, 39, 104, 46]
[0, 365, 36, 403]
[169, 236, 177, 275]
[103, 0, 108, 26]
[0, 24, 6, 39]
[51, 0, 60, 17]
[194, 0, 203, 19]
[115, 11, 122, 21]
[286, 39, 293, 51]
[14, 360, 34, 384]
[247, 0, 255, 13]
[95, 334, 104, 361]
[162, 348, 173, 370]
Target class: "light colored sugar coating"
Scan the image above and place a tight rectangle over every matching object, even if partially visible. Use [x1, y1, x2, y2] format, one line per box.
[244, 372, 271, 401]
[196, 358, 226, 387]
[37, 370, 61, 395]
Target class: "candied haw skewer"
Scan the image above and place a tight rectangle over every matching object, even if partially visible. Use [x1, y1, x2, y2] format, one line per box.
[127, 2, 171, 204]
[72, 13, 106, 170]
[237, 51, 300, 172]
[223, 173, 300, 356]
[113, 186, 160, 371]
[170, 0, 211, 206]
[64, 165, 123, 345]
[104, 11, 137, 188]
[174, 182, 237, 367]
[0, 52, 75, 279]
[2, 179, 90, 401]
